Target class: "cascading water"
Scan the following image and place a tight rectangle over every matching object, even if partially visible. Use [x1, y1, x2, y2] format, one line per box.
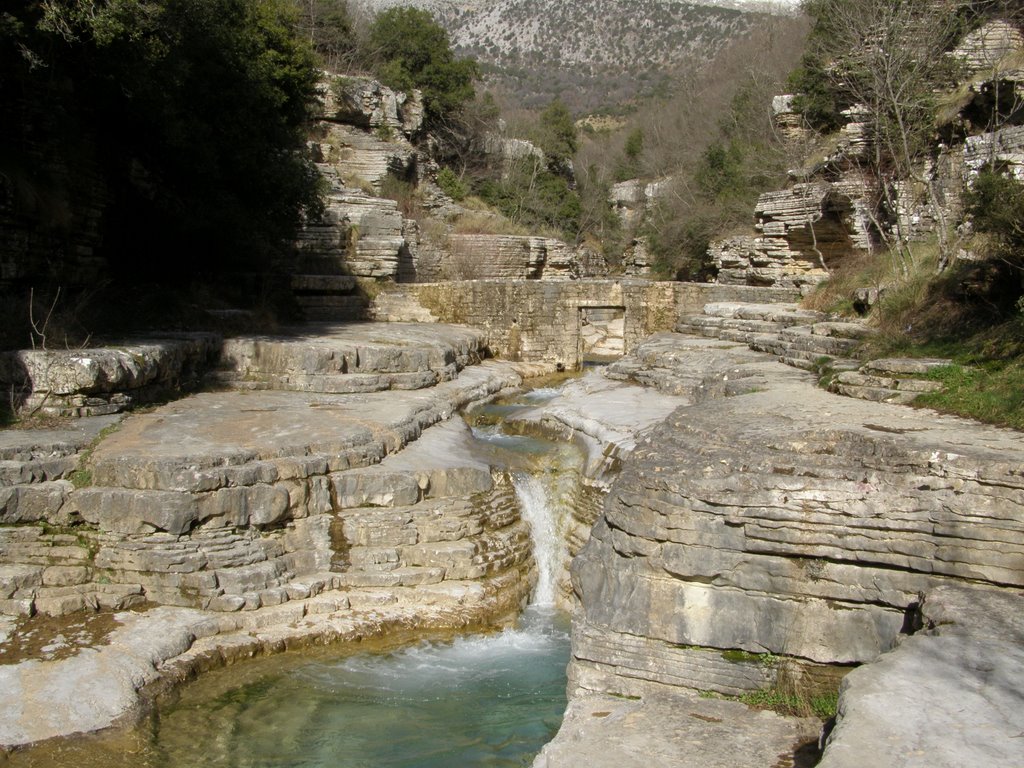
[512, 473, 562, 607]
[7, 387, 576, 768]
[147, 389, 573, 768]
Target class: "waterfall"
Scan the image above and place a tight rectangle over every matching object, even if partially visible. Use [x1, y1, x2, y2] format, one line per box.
[513, 472, 561, 607]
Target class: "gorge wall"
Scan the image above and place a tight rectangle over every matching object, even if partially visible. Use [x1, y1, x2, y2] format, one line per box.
[558, 330, 1024, 708]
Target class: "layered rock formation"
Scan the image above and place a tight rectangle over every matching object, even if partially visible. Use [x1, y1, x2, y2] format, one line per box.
[0, 334, 220, 418]
[712, 179, 875, 289]
[444, 235, 584, 280]
[568, 332, 1023, 704]
[0, 321, 560, 746]
[290, 76, 426, 311]
[0, 324, 549, 622]
[320, 75, 425, 136]
[294, 74, 603, 306]
[501, 308, 1022, 765]
[710, 15, 1024, 289]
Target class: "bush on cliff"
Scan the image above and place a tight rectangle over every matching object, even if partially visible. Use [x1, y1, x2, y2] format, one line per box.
[366, 7, 478, 128]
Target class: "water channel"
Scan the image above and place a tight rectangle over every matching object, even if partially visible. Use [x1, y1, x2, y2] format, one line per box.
[10, 385, 577, 768]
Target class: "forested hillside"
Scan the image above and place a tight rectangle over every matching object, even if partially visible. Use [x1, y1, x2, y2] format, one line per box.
[357, 0, 765, 111]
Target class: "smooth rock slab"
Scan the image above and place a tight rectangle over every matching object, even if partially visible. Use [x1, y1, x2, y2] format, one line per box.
[533, 691, 820, 768]
[819, 585, 1024, 768]
[0, 606, 213, 745]
[88, 360, 526, 493]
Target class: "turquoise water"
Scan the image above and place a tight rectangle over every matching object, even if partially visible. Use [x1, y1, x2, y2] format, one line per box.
[153, 606, 570, 768]
[150, 396, 576, 768]
[8, 388, 575, 768]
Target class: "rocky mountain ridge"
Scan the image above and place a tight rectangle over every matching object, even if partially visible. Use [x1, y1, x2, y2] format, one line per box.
[355, 0, 775, 110]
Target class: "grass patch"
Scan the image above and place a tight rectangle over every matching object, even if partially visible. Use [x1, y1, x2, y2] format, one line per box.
[721, 649, 778, 666]
[70, 421, 123, 488]
[450, 210, 534, 236]
[699, 685, 839, 720]
[801, 246, 894, 317]
[808, 232, 1024, 429]
[812, 356, 838, 389]
[741, 688, 839, 720]
[915, 360, 1024, 429]
[861, 280, 1024, 429]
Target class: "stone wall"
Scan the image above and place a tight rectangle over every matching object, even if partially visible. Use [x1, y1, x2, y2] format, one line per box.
[370, 280, 799, 367]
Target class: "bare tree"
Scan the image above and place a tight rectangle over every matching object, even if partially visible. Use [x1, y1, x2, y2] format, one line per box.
[805, 0, 966, 272]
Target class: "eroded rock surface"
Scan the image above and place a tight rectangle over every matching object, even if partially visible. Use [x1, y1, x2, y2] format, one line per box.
[0, 335, 220, 418]
[571, 333, 1024, 700]
[820, 585, 1024, 768]
[534, 329, 1024, 767]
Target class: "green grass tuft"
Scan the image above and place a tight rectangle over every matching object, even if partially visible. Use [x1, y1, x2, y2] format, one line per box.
[915, 361, 1024, 430]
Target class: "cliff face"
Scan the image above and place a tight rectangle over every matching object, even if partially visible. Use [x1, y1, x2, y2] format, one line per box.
[291, 74, 603, 318]
[709, 17, 1024, 292]
[565, 333, 1024, 700]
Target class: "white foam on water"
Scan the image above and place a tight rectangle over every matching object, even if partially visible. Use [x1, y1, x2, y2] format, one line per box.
[513, 472, 563, 607]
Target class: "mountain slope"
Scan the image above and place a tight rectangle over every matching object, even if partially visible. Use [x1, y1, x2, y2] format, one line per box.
[356, 0, 784, 111]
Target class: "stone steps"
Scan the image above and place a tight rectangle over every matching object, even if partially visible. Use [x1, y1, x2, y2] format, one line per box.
[676, 300, 955, 405]
[677, 318, 863, 367]
[833, 357, 950, 404]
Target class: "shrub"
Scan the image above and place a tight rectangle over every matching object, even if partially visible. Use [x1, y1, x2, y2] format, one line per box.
[436, 167, 468, 201]
[966, 169, 1024, 261]
[367, 8, 478, 126]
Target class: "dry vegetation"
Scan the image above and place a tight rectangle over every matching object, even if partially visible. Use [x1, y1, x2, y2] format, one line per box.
[572, 15, 811, 277]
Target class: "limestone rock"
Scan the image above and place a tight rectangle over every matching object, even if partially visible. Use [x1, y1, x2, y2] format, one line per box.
[295, 186, 410, 280]
[964, 124, 1024, 181]
[0, 335, 220, 418]
[317, 122, 417, 191]
[567, 333, 1024, 698]
[711, 177, 875, 290]
[216, 322, 489, 394]
[325, 76, 424, 137]
[442, 235, 590, 281]
[534, 691, 820, 768]
[609, 176, 673, 229]
[951, 20, 1024, 73]
[819, 585, 1024, 768]
[772, 94, 813, 144]
[484, 134, 545, 180]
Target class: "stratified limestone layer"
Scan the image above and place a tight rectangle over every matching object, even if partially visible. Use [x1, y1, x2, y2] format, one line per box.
[568, 333, 1024, 698]
[818, 585, 1024, 768]
[1, 329, 552, 619]
[216, 322, 490, 393]
[0, 359, 545, 747]
[0, 334, 220, 418]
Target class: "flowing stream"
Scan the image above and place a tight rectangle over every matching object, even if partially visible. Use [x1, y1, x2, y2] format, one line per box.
[151, 387, 574, 767]
[6, 385, 575, 768]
